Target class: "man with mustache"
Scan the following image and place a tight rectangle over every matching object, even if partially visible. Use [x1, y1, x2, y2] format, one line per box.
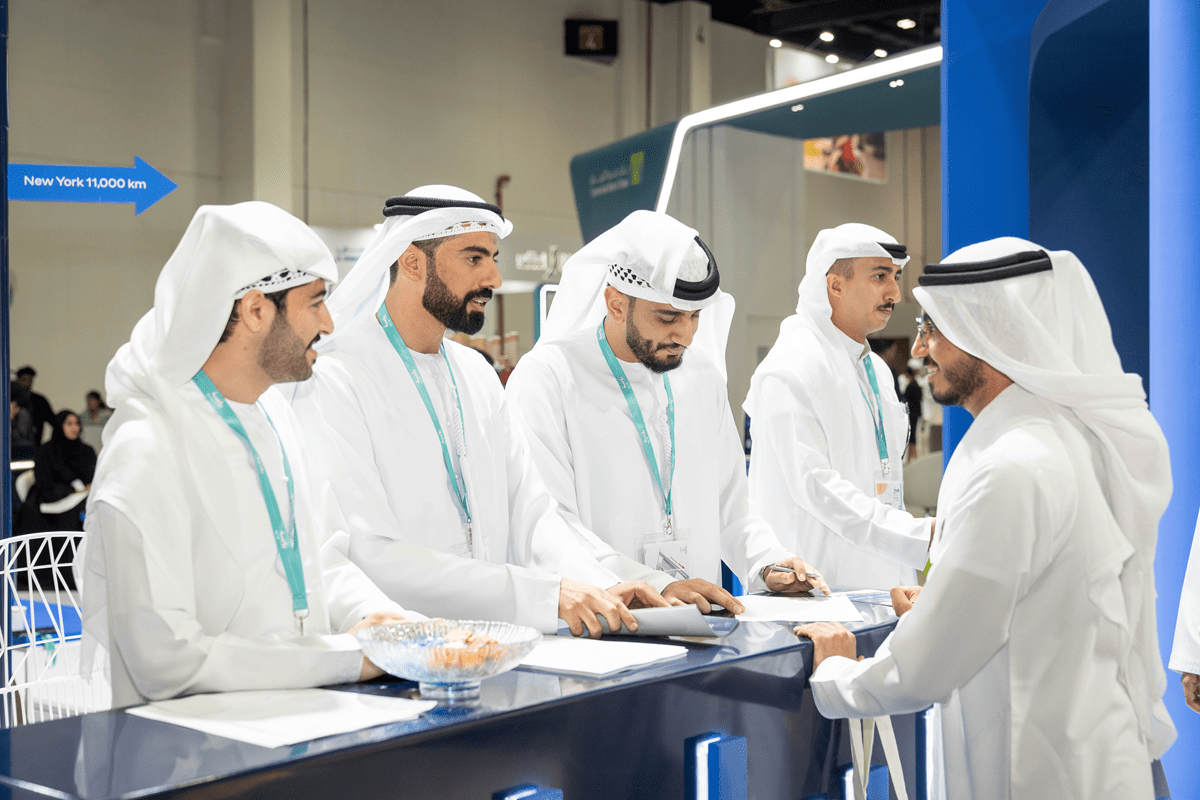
[744, 224, 933, 590]
[80, 202, 410, 707]
[290, 186, 669, 638]
[507, 211, 826, 612]
[797, 239, 1175, 798]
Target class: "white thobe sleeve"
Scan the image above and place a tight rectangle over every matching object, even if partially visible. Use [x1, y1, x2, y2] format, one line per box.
[808, 459, 1046, 717]
[506, 358, 674, 591]
[296, 370, 563, 633]
[713, 399, 792, 592]
[92, 502, 363, 702]
[498, 383, 628, 591]
[752, 376, 930, 569]
[311, 478, 411, 632]
[1169, 507, 1200, 674]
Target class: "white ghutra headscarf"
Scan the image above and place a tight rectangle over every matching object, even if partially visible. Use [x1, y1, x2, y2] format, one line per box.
[744, 222, 908, 419]
[322, 185, 513, 346]
[538, 209, 735, 380]
[915, 236, 1176, 759]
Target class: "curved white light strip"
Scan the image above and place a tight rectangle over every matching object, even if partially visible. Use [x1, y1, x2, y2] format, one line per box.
[654, 44, 943, 212]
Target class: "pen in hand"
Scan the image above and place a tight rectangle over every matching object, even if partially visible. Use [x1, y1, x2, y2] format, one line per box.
[768, 565, 822, 579]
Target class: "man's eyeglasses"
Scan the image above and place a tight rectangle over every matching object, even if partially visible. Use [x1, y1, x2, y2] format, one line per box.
[915, 314, 938, 348]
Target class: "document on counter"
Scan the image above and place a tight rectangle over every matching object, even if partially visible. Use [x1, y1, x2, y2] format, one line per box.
[734, 593, 864, 623]
[555, 604, 738, 638]
[519, 637, 688, 679]
[126, 689, 436, 749]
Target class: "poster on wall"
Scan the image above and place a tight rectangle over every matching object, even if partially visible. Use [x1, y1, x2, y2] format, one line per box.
[803, 133, 887, 182]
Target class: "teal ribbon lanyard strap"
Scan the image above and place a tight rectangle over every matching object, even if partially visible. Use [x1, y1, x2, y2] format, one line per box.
[596, 321, 675, 535]
[859, 355, 890, 475]
[376, 302, 473, 543]
[192, 370, 309, 632]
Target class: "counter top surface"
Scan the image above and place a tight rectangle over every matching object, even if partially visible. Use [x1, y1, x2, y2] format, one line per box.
[1, 598, 899, 799]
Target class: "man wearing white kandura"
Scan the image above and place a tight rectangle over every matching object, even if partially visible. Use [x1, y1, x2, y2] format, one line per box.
[797, 238, 1176, 799]
[289, 186, 668, 639]
[744, 224, 934, 591]
[1171, 508, 1200, 714]
[507, 210, 827, 609]
[79, 202, 409, 708]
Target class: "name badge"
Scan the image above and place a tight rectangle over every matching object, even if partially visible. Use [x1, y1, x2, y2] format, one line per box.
[874, 470, 905, 511]
[640, 530, 691, 580]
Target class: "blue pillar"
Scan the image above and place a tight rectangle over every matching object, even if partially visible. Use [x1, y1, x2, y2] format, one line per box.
[1150, 0, 1200, 793]
[939, 0, 1046, 466]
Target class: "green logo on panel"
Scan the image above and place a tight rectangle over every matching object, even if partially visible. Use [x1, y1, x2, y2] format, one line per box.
[630, 151, 645, 186]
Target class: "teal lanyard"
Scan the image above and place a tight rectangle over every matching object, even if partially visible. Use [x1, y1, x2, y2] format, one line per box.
[596, 321, 676, 534]
[858, 355, 891, 475]
[376, 302, 472, 537]
[192, 370, 308, 631]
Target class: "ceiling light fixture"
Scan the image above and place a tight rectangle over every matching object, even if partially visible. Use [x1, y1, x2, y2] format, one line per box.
[819, 31, 835, 42]
[897, 18, 916, 29]
[769, 38, 783, 48]
[654, 45, 944, 211]
[825, 54, 839, 64]
[874, 48, 888, 58]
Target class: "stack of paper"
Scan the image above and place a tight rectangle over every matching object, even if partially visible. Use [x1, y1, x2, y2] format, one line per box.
[127, 689, 436, 748]
[519, 637, 687, 679]
[734, 593, 863, 623]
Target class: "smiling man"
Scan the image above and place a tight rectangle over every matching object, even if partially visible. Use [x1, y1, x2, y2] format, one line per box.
[507, 211, 825, 609]
[290, 186, 669, 638]
[80, 202, 410, 707]
[743, 224, 933, 590]
[797, 238, 1176, 798]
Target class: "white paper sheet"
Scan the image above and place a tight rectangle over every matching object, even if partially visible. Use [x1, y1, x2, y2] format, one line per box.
[734, 593, 864, 623]
[519, 637, 687, 678]
[556, 605, 738, 638]
[126, 689, 436, 749]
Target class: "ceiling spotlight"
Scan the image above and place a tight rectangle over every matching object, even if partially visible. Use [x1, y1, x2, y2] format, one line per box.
[874, 48, 888, 58]
[897, 18, 916, 29]
[888, 79, 906, 88]
[825, 54, 839, 64]
[769, 38, 783, 48]
[819, 31, 835, 42]
[791, 104, 805, 112]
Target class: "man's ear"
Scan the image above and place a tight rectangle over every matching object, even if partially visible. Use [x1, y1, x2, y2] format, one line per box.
[397, 243, 427, 284]
[826, 271, 844, 303]
[236, 291, 276, 335]
[604, 285, 629, 323]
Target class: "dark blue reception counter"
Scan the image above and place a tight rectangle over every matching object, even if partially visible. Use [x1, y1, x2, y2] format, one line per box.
[0, 599, 919, 800]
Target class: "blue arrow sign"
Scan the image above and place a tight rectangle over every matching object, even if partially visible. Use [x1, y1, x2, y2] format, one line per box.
[8, 157, 177, 214]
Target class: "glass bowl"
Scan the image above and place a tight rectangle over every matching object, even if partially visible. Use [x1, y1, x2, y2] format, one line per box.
[354, 619, 542, 702]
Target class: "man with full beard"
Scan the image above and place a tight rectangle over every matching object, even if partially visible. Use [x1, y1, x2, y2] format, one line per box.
[744, 224, 934, 590]
[507, 210, 826, 608]
[290, 187, 669, 638]
[797, 239, 1176, 798]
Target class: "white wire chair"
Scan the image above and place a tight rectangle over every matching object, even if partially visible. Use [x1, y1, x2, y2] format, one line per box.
[1, 531, 106, 727]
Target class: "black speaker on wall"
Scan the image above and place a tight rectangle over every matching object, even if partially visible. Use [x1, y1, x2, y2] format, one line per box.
[565, 19, 618, 58]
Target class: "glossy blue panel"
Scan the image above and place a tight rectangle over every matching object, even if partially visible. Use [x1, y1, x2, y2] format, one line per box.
[1150, 0, 1200, 795]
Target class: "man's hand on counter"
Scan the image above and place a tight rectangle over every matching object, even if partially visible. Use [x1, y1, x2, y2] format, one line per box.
[763, 557, 831, 595]
[661, 578, 745, 614]
[890, 585, 922, 616]
[559, 578, 642, 638]
[348, 610, 411, 681]
[794, 621, 861, 669]
[1183, 672, 1200, 714]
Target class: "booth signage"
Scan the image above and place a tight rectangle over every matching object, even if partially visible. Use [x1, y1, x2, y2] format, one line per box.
[8, 157, 177, 214]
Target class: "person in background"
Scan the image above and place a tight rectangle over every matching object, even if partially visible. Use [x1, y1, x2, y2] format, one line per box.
[10, 381, 37, 455]
[1171, 508, 1200, 714]
[84, 390, 113, 424]
[897, 362, 923, 461]
[25, 410, 96, 532]
[15, 365, 55, 444]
